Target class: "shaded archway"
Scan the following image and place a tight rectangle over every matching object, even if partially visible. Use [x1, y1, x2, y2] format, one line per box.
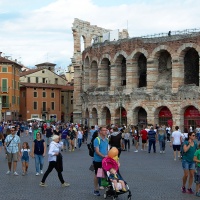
[83, 56, 89, 91]
[90, 61, 98, 87]
[184, 106, 200, 132]
[138, 54, 147, 87]
[101, 107, 111, 125]
[85, 109, 89, 126]
[155, 50, 172, 89]
[115, 107, 127, 126]
[158, 107, 173, 127]
[114, 55, 126, 86]
[184, 48, 199, 86]
[91, 108, 98, 126]
[138, 107, 147, 129]
[99, 58, 111, 87]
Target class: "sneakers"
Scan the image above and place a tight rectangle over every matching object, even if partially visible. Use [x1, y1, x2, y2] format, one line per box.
[62, 182, 70, 187]
[187, 188, 194, 194]
[40, 170, 43, 174]
[122, 188, 127, 192]
[162, 151, 165, 153]
[134, 150, 138, 152]
[13, 172, 19, 176]
[196, 192, 200, 197]
[94, 190, 100, 196]
[181, 186, 186, 193]
[39, 182, 47, 187]
[160, 151, 162, 154]
[6, 170, 11, 175]
[36, 172, 40, 176]
[22, 172, 25, 176]
[99, 186, 104, 190]
[72, 149, 75, 152]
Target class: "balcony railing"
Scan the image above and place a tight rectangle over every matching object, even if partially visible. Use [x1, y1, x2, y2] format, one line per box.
[2, 103, 9, 108]
[1, 87, 9, 93]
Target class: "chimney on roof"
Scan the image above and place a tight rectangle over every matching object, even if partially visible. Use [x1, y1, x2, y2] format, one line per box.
[0, 52, 2, 57]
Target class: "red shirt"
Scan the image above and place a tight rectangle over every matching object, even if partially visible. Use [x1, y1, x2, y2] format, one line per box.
[140, 129, 148, 140]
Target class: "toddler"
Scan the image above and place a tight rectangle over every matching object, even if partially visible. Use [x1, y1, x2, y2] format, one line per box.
[21, 142, 30, 175]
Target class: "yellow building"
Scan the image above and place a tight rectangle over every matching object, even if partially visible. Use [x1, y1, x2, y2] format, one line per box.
[0, 53, 22, 121]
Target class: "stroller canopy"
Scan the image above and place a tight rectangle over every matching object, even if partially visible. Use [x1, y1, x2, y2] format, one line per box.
[102, 157, 119, 171]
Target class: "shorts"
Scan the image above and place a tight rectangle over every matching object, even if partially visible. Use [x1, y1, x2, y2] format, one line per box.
[173, 145, 181, 151]
[21, 157, 29, 163]
[93, 161, 102, 175]
[7, 152, 18, 162]
[142, 139, 147, 144]
[195, 167, 200, 183]
[182, 159, 195, 170]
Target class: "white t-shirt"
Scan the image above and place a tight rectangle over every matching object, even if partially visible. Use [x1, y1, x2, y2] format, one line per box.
[172, 131, 182, 145]
[77, 131, 83, 139]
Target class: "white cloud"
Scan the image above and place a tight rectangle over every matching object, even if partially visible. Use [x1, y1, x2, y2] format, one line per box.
[1, 0, 200, 68]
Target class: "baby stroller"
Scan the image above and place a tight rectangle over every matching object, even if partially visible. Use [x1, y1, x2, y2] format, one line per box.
[102, 157, 132, 200]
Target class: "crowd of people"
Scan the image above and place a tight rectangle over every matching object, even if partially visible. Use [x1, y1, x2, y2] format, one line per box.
[1, 121, 200, 197]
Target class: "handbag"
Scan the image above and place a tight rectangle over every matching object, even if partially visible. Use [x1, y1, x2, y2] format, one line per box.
[56, 152, 63, 172]
[97, 168, 105, 178]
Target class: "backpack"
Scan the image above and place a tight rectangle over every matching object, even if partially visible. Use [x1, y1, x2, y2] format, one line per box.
[87, 137, 101, 157]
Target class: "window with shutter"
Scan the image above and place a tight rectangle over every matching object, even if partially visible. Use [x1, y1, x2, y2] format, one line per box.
[2, 79, 8, 92]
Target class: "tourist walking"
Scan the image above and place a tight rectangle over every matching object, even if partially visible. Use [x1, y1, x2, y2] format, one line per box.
[31, 132, 46, 176]
[77, 127, 83, 149]
[181, 132, 197, 194]
[21, 142, 30, 175]
[5, 126, 21, 175]
[93, 126, 108, 196]
[170, 126, 182, 160]
[158, 125, 166, 153]
[123, 128, 130, 151]
[40, 135, 69, 187]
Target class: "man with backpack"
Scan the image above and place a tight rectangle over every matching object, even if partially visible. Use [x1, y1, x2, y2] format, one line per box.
[93, 126, 108, 196]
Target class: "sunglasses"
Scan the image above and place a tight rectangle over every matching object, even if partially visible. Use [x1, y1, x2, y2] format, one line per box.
[11, 130, 15, 132]
[191, 135, 195, 137]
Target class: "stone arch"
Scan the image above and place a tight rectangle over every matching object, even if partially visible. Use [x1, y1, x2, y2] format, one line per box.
[83, 56, 90, 91]
[114, 106, 127, 126]
[101, 106, 111, 125]
[89, 60, 98, 87]
[179, 104, 200, 132]
[100, 54, 112, 62]
[83, 53, 91, 63]
[113, 50, 128, 63]
[91, 107, 98, 126]
[98, 57, 111, 87]
[150, 45, 173, 91]
[89, 57, 99, 66]
[177, 43, 200, 58]
[127, 48, 148, 60]
[151, 45, 173, 59]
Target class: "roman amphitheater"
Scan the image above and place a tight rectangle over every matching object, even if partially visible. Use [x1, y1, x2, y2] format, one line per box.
[71, 18, 200, 131]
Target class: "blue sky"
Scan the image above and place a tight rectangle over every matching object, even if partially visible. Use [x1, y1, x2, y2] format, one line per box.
[0, 0, 199, 70]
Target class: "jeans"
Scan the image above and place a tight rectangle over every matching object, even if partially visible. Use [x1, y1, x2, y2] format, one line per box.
[159, 141, 165, 151]
[62, 139, 69, 149]
[41, 161, 65, 184]
[124, 139, 130, 150]
[78, 138, 82, 148]
[35, 154, 44, 173]
[148, 140, 156, 153]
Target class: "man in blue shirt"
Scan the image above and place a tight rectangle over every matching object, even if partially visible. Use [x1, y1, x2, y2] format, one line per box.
[93, 126, 108, 196]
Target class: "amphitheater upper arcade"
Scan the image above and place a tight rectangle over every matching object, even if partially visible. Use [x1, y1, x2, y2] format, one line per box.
[71, 18, 200, 131]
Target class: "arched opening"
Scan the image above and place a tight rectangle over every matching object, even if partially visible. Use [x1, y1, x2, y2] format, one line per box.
[184, 48, 199, 86]
[90, 61, 98, 87]
[115, 55, 126, 86]
[115, 107, 127, 126]
[159, 107, 173, 127]
[91, 108, 98, 126]
[155, 50, 172, 88]
[184, 106, 200, 132]
[138, 54, 147, 87]
[83, 56, 89, 91]
[80, 35, 85, 52]
[138, 107, 147, 129]
[101, 107, 111, 125]
[85, 109, 89, 126]
[99, 58, 111, 87]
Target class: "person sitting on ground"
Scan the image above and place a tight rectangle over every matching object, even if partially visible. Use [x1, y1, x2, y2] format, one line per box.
[109, 168, 126, 192]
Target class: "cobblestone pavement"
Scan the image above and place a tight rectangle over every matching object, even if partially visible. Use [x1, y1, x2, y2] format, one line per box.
[0, 136, 199, 200]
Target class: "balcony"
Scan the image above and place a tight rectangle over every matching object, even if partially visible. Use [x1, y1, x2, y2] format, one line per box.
[1, 87, 9, 93]
[2, 103, 9, 108]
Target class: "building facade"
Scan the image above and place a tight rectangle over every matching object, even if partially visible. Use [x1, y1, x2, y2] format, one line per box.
[72, 18, 200, 131]
[0, 53, 22, 121]
[20, 63, 73, 122]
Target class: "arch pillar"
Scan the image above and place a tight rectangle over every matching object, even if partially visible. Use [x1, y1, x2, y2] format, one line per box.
[172, 57, 184, 93]
[147, 58, 158, 92]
